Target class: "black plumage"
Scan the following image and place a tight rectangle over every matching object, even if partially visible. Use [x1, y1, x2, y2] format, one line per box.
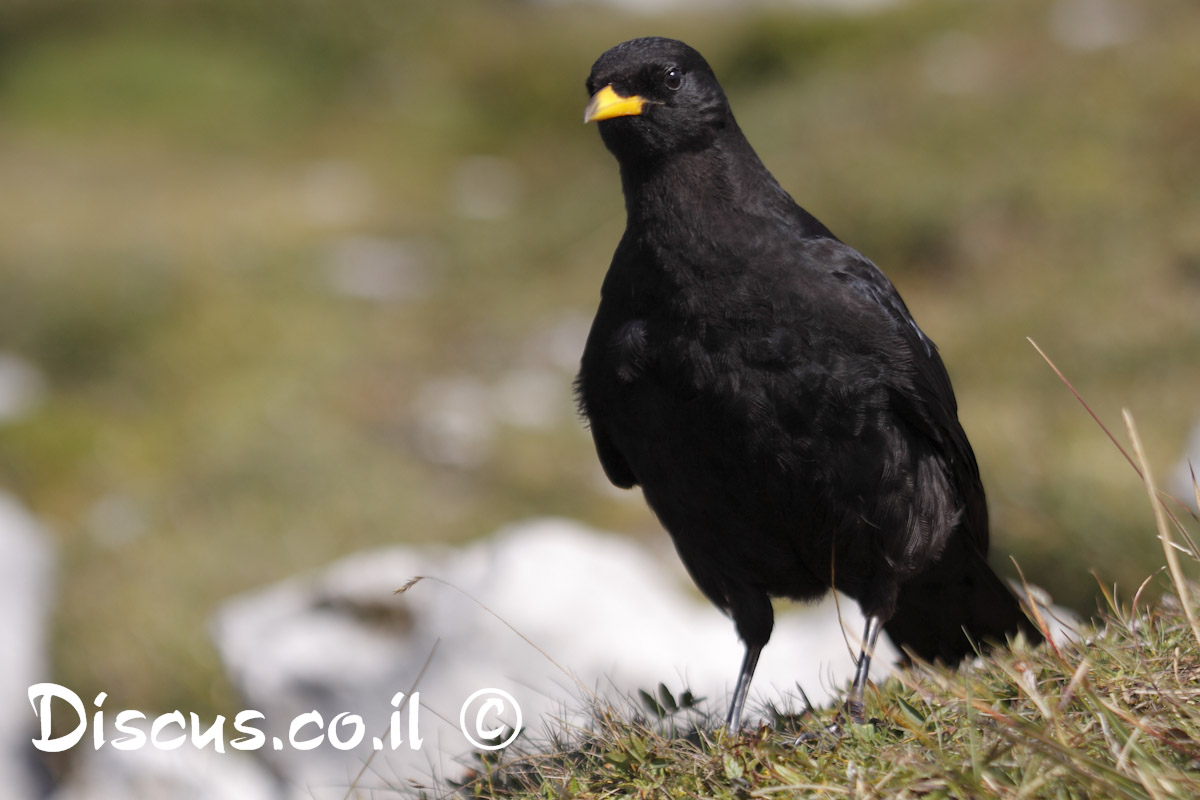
[575, 37, 1042, 729]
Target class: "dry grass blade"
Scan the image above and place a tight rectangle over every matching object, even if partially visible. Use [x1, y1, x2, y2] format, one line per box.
[395, 574, 596, 701]
[1030, 339, 1200, 581]
[899, 668, 1152, 799]
[1028, 338, 1140, 477]
[343, 638, 440, 800]
[396, 576, 425, 594]
[1192, 462, 1199, 513]
[1123, 411, 1200, 647]
[1057, 657, 1090, 712]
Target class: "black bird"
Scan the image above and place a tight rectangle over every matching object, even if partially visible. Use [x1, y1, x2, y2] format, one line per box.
[575, 37, 1042, 730]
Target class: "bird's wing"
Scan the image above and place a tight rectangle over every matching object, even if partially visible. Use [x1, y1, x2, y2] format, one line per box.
[575, 312, 641, 491]
[818, 242, 990, 553]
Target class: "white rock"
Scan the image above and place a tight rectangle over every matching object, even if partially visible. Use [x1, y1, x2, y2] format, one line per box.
[212, 518, 897, 794]
[47, 744, 280, 800]
[0, 491, 55, 800]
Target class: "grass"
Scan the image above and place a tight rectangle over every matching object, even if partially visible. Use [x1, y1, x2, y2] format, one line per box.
[443, 608, 1200, 800]
[0, 0, 1199, 732]
[426, 420, 1200, 799]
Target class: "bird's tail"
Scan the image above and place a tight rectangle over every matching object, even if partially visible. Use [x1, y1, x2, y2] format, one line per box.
[883, 537, 1044, 664]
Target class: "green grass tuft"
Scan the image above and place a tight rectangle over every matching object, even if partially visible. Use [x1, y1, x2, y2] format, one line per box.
[437, 595, 1199, 799]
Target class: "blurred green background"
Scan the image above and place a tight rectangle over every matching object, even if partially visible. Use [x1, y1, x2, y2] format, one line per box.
[1, 0, 1197, 722]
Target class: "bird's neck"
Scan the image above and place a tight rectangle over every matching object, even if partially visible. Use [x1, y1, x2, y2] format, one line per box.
[618, 133, 794, 232]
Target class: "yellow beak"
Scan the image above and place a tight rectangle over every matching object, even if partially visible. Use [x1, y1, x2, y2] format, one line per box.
[583, 85, 646, 123]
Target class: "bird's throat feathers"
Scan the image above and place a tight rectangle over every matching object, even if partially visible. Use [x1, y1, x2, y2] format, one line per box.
[617, 135, 797, 253]
[624, 135, 782, 215]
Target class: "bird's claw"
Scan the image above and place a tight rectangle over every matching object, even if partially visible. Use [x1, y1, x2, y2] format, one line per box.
[790, 721, 843, 746]
[788, 701, 877, 746]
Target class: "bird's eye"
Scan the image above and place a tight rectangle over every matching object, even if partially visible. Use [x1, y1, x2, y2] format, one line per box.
[664, 67, 683, 91]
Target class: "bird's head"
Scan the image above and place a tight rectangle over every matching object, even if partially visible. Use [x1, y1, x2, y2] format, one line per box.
[584, 37, 732, 165]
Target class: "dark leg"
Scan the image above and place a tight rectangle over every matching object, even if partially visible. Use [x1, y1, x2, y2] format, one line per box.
[846, 614, 883, 724]
[725, 642, 762, 731]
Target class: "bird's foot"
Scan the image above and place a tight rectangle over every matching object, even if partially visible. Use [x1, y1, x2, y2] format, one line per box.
[844, 697, 867, 726]
[789, 702, 877, 746]
[790, 720, 843, 746]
